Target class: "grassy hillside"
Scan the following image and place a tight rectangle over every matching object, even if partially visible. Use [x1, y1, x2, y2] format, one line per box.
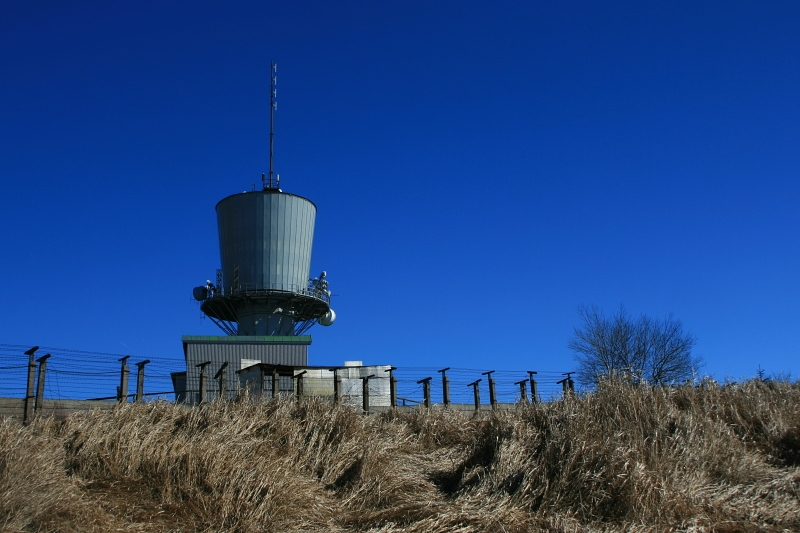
[1, 380, 799, 532]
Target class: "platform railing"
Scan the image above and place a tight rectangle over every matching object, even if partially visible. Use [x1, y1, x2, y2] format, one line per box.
[207, 282, 331, 303]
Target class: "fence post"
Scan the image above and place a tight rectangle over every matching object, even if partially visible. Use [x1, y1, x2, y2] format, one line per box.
[468, 379, 481, 411]
[527, 371, 538, 403]
[135, 360, 150, 402]
[482, 370, 497, 409]
[438, 367, 450, 406]
[196, 361, 211, 403]
[272, 368, 280, 399]
[214, 362, 229, 401]
[515, 379, 528, 403]
[385, 366, 397, 408]
[34, 353, 51, 415]
[23, 346, 38, 424]
[361, 374, 375, 414]
[294, 370, 307, 402]
[417, 377, 432, 408]
[559, 372, 575, 396]
[330, 367, 341, 404]
[117, 356, 130, 403]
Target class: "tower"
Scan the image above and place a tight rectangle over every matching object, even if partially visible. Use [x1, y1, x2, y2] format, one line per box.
[174, 63, 336, 402]
[196, 187, 334, 337]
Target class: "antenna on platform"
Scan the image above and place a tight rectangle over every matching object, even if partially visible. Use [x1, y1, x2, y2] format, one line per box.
[263, 61, 279, 190]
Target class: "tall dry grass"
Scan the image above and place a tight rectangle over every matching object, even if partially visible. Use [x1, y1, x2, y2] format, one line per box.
[1, 379, 798, 532]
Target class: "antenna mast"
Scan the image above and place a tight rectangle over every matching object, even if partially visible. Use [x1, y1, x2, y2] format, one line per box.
[264, 61, 278, 190]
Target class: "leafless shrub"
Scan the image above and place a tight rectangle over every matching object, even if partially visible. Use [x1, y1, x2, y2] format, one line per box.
[570, 304, 701, 386]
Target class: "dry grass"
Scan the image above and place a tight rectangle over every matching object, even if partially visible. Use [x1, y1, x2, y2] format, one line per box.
[1, 379, 799, 532]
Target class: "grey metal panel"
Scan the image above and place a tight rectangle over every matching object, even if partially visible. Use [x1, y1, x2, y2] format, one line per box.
[216, 191, 316, 295]
[183, 340, 308, 403]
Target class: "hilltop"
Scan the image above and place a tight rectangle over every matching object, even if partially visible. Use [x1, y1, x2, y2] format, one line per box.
[1, 380, 798, 532]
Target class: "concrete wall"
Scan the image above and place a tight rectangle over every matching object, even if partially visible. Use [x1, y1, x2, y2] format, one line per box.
[238, 365, 393, 407]
[300, 366, 393, 407]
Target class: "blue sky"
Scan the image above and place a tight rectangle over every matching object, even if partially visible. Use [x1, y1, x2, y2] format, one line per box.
[1, 1, 798, 381]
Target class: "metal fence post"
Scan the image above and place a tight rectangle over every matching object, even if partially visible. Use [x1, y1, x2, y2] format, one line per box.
[294, 370, 307, 401]
[385, 366, 397, 408]
[196, 361, 211, 403]
[528, 371, 538, 403]
[34, 353, 51, 415]
[23, 346, 38, 424]
[515, 379, 528, 403]
[483, 370, 497, 409]
[214, 362, 229, 401]
[135, 360, 150, 402]
[417, 377, 432, 408]
[117, 356, 130, 403]
[468, 379, 481, 411]
[361, 374, 375, 414]
[438, 367, 450, 406]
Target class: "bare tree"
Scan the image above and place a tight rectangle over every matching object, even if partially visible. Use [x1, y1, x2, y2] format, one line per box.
[568, 305, 700, 386]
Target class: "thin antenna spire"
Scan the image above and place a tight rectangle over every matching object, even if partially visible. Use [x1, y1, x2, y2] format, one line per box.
[264, 61, 278, 190]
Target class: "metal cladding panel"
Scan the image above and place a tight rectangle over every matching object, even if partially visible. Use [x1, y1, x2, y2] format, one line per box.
[216, 191, 316, 294]
[183, 341, 308, 403]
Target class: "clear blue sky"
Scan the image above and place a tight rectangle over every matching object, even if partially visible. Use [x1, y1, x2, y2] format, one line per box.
[1, 1, 798, 381]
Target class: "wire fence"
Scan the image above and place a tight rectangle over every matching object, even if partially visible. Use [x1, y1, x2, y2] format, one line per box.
[0, 344, 178, 403]
[0, 343, 574, 405]
[390, 368, 569, 404]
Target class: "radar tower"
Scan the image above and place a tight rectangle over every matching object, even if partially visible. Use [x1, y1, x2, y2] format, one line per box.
[194, 62, 335, 337]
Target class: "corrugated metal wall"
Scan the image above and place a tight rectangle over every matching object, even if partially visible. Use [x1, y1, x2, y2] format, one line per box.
[216, 190, 316, 294]
[183, 339, 308, 403]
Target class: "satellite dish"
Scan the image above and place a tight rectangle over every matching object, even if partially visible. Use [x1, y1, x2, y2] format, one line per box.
[319, 309, 336, 326]
[192, 286, 208, 301]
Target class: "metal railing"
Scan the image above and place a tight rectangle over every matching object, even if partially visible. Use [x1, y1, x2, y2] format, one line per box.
[207, 282, 331, 304]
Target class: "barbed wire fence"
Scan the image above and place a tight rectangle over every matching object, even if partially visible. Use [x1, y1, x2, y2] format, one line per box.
[0, 344, 178, 403]
[388, 367, 569, 404]
[0, 343, 575, 406]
